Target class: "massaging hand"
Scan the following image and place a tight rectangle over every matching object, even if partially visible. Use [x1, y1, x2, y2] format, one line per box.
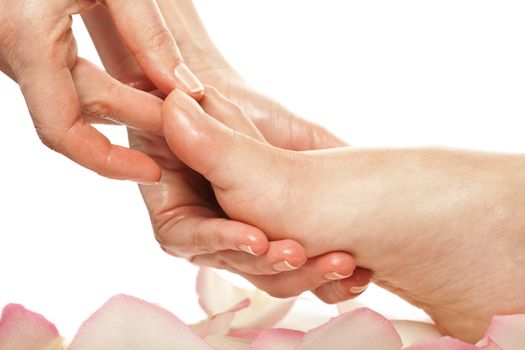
[129, 87, 371, 301]
[82, 3, 371, 302]
[0, 0, 203, 183]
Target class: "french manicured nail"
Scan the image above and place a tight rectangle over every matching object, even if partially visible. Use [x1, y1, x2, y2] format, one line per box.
[350, 284, 368, 294]
[238, 244, 256, 256]
[174, 63, 204, 95]
[136, 180, 160, 186]
[272, 260, 299, 272]
[324, 272, 353, 281]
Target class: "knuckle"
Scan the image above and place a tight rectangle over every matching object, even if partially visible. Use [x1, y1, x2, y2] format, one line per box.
[35, 128, 63, 154]
[212, 229, 227, 248]
[91, 147, 113, 177]
[150, 211, 190, 249]
[316, 282, 348, 304]
[151, 216, 177, 243]
[211, 252, 230, 270]
[151, 207, 209, 252]
[133, 26, 178, 62]
[189, 230, 209, 253]
[36, 130, 54, 148]
[80, 97, 116, 124]
[149, 27, 172, 48]
[196, 218, 227, 250]
[32, 117, 79, 159]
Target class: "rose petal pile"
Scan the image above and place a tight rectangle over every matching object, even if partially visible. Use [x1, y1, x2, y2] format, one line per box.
[1, 267, 524, 350]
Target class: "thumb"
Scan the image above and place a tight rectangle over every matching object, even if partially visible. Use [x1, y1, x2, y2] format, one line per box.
[162, 89, 276, 190]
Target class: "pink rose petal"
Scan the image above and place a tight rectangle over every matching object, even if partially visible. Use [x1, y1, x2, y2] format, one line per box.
[250, 329, 305, 350]
[204, 334, 251, 350]
[336, 299, 366, 314]
[0, 304, 63, 350]
[197, 298, 251, 338]
[228, 329, 264, 341]
[482, 314, 525, 350]
[197, 267, 241, 316]
[391, 320, 442, 347]
[477, 338, 504, 350]
[295, 308, 402, 350]
[197, 268, 294, 329]
[405, 336, 501, 350]
[68, 294, 211, 350]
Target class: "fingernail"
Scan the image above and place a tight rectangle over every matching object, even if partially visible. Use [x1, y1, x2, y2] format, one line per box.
[324, 272, 353, 281]
[350, 284, 368, 294]
[136, 180, 160, 186]
[238, 244, 256, 256]
[172, 89, 205, 114]
[272, 260, 299, 272]
[174, 63, 204, 95]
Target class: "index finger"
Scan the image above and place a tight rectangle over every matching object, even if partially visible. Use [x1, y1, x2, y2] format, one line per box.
[20, 61, 160, 183]
[102, 0, 204, 98]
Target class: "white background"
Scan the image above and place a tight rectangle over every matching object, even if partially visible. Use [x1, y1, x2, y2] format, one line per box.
[1, 0, 524, 337]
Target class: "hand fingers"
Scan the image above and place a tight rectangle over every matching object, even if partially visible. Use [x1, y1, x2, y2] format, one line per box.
[190, 239, 307, 275]
[72, 58, 163, 133]
[84, 2, 345, 152]
[7, 6, 161, 183]
[16, 49, 160, 183]
[128, 129, 273, 265]
[312, 267, 372, 304]
[156, 212, 269, 258]
[238, 252, 356, 299]
[155, 0, 206, 44]
[81, 6, 146, 82]
[104, 0, 203, 97]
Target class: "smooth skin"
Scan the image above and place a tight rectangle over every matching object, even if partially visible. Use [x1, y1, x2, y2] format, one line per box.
[0, 0, 203, 183]
[82, 4, 371, 302]
[162, 88, 525, 343]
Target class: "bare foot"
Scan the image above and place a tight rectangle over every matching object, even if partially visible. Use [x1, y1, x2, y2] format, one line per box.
[162, 89, 525, 342]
